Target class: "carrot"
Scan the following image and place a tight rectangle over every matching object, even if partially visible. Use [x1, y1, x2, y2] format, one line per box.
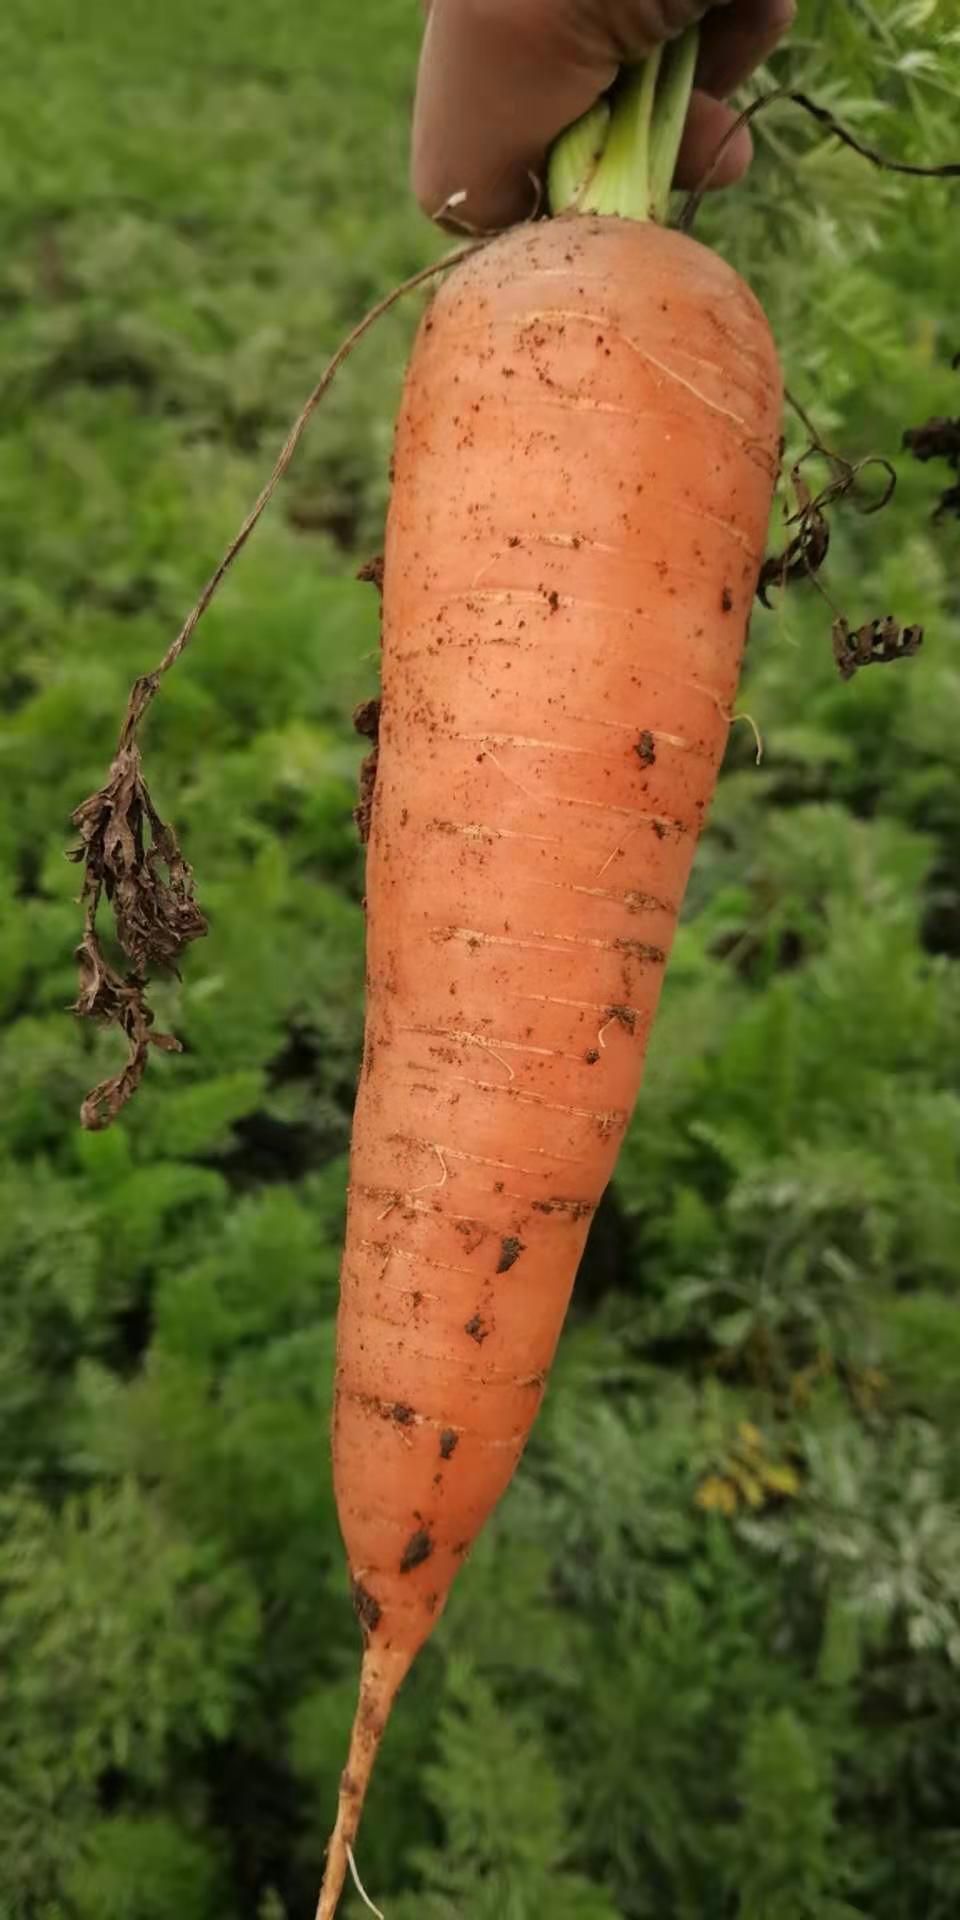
[319, 33, 781, 1916]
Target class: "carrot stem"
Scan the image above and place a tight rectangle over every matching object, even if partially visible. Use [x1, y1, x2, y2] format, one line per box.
[547, 25, 699, 223]
[647, 27, 701, 222]
[545, 96, 611, 218]
[583, 49, 663, 220]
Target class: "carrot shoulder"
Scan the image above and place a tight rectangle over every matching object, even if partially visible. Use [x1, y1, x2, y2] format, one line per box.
[319, 209, 781, 1916]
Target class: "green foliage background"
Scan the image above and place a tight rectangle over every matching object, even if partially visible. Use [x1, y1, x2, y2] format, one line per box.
[1, 1, 959, 1914]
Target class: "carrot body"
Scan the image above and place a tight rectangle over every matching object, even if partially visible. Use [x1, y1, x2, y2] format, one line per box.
[319, 214, 781, 1912]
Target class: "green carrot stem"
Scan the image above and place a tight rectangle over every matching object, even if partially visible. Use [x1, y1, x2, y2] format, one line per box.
[547, 25, 700, 223]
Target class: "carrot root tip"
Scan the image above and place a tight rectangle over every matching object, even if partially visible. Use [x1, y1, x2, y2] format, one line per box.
[315, 1645, 411, 1920]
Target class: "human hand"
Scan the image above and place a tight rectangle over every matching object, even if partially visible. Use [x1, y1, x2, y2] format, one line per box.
[412, 1, 795, 230]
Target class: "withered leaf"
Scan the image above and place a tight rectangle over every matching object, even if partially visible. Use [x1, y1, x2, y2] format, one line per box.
[71, 927, 183, 1130]
[902, 363, 960, 519]
[69, 745, 206, 977]
[902, 416, 960, 465]
[68, 742, 206, 1127]
[832, 614, 924, 683]
[757, 510, 831, 608]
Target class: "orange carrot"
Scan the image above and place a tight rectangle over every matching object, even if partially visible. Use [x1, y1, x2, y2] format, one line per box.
[318, 37, 781, 1917]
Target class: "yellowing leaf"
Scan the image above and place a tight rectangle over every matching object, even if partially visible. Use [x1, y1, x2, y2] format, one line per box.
[695, 1475, 738, 1517]
[730, 1465, 765, 1510]
[761, 1463, 802, 1499]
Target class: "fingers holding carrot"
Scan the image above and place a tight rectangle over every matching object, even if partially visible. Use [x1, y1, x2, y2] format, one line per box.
[412, 0, 796, 229]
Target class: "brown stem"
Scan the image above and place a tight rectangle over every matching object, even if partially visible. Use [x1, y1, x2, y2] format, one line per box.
[679, 88, 960, 233]
[784, 385, 897, 515]
[784, 385, 826, 452]
[111, 242, 486, 755]
[69, 240, 487, 1125]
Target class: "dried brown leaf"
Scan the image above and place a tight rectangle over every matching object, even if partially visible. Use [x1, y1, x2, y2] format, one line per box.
[757, 509, 830, 607]
[832, 615, 924, 683]
[68, 743, 206, 1126]
[902, 373, 960, 519]
[71, 925, 183, 1130]
[902, 416, 960, 466]
[69, 745, 207, 977]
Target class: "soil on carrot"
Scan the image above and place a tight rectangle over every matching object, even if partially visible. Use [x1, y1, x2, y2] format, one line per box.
[455, 1218, 487, 1254]
[496, 1235, 525, 1273]
[351, 1580, 382, 1636]
[617, 938, 666, 965]
[634, 730, 657, 766]
[357, 552, 385, 595]
[399, 1528, 433, 1573]
[353, 696, 381, 845]
[350, 1388, 418, 1425]
[606, 1004, 637, 1032]
[464, 1313, 491, 1344]
[439, 1429, 459, 1459]
[353, 697, 380, 740]
[351, 556, 384, 841]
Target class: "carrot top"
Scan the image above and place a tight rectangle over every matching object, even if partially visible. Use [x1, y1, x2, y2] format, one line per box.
[547, 25, 700, 222]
